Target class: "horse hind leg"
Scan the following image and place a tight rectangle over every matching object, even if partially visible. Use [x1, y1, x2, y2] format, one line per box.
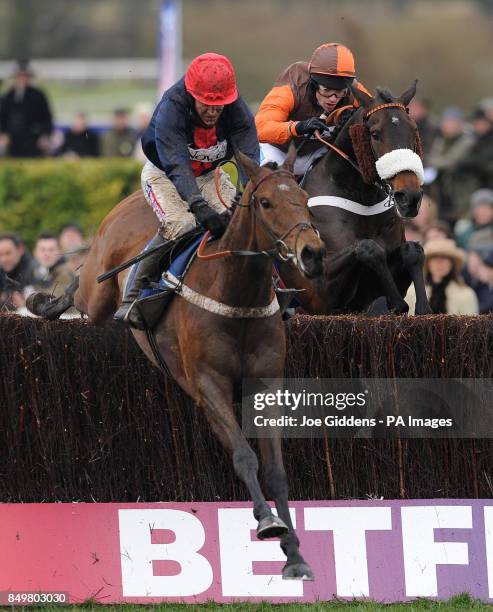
[26, 277, 80, 320]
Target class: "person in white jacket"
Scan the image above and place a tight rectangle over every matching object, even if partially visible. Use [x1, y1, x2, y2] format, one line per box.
[405, 238, 478, 315]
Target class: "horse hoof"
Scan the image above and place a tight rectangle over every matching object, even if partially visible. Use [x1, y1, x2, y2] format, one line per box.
[26, 292, 51, 316]
[282, 562, 314, 581]
[256, 515, 289, 540]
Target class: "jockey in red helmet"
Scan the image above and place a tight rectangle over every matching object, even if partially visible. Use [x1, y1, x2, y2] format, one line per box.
[115, 53, 259, 327]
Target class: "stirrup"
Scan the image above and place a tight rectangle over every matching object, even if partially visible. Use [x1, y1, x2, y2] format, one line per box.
[114, 300, 133, 322]
[122, 299, 147, 330]
[125, 288, 176, 330]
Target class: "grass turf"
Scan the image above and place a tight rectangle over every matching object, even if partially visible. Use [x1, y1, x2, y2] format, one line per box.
[22, 593, 493, 611]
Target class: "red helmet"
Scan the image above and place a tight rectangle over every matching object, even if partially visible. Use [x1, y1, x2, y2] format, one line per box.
[185, 53, 238, 106]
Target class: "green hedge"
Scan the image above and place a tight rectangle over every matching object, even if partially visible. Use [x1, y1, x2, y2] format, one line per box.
[0, 159, 142, 247]
[0, 159, 239, 248]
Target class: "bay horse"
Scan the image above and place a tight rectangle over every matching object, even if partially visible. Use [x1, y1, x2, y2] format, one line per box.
[28, 147, 325, 580]
[279, 81, 432, 315]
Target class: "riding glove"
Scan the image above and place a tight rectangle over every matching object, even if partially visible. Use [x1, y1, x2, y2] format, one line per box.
[189, 196, 228, 238]
[295, 117, 328, 136]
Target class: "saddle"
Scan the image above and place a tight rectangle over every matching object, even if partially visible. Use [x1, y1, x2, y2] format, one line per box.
[132, 228, 208, 329]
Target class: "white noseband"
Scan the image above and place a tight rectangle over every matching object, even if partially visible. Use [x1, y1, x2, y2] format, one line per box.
[375, 149, 425, 185]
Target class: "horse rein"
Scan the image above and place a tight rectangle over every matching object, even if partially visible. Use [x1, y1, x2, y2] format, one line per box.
[198, 167, 316, 264]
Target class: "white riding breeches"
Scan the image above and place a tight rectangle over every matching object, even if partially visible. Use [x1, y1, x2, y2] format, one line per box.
[259, 142, 326, 176]
[141, 161, 236, 240]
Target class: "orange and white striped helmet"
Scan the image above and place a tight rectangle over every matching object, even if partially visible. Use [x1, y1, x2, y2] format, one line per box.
[309, 43, 356, 89]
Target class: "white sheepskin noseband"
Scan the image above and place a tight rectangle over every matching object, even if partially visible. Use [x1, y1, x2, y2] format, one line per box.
[375, 149, 424, 185]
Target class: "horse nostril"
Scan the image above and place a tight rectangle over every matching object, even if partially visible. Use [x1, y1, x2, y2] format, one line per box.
[394, 190, 423, 212]
[301, 245, 316, 264]
[301, 245, 324, 262]
[411, 190, 423, 209]
[300, 245, 325, 277]
[393, 191, 408, 207]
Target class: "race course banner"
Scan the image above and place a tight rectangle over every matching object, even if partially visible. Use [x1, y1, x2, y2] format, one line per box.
[1, 500, 493, 604]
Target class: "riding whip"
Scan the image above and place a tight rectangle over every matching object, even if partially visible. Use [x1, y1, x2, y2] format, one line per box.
[96, 240, 171, 283]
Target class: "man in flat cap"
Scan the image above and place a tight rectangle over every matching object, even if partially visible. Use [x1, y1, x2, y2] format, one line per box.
[0, 60, 53, 157]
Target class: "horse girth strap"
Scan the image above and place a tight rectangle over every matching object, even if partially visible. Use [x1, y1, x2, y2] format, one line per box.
[164, 271, 280, 318]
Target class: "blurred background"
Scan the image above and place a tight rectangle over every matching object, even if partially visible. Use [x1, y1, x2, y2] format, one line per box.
[1, 0, 493, 317]
[0, 0, 492, 118]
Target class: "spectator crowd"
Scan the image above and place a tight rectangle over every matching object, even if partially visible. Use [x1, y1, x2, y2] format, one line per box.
[0, 61, 151, 160]
[1, 61, 493, 315]
[0, 224, 89, 315]
[403, 94, 493, 314]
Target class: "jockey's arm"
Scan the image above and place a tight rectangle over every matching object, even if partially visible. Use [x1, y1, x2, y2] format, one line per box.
[255, 85, 297, 146]
[154, 100, 202, 203]
[255, 79, 373, 146]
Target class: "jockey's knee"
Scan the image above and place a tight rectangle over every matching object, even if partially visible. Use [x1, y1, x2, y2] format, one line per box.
[199, 170, 235, 211]
[162, 215, 197, 241]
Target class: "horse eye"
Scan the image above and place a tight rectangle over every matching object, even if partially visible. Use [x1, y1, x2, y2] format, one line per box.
[370, 130, 380, 140]
[260, 198, 271, 209]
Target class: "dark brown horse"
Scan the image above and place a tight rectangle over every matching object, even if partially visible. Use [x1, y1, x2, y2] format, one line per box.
[279, 81, 432, 316]
[28, 148, 325, 580]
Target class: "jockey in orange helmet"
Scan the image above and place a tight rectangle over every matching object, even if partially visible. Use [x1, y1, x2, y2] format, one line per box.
[255, 43, 370, 176]
[115, 53, 259, 327]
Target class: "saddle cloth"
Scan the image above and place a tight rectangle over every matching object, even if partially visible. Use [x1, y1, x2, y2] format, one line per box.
[138, 231, 206, 299]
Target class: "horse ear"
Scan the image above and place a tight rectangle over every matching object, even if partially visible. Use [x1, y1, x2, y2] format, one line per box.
[399, 80, 418, 107]
[235, 150, 261, 181]
[282, 141, 297, 174]
[350, 83, 373, 108]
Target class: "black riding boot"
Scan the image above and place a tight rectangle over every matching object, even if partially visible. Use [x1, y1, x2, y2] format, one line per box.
[114, 232, 170, 327]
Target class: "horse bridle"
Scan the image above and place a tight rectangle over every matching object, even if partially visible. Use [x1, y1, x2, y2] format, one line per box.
[315, 101, 419, 199]
[198, 168, 318, 263]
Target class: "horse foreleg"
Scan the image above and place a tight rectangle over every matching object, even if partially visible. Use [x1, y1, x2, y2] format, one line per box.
[258, 436, 314, 580]
[354, 239, 409, 313]
[399, 241, 432, 315]
[26, 277, 80, 320]
[196, 371, 288, 539]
